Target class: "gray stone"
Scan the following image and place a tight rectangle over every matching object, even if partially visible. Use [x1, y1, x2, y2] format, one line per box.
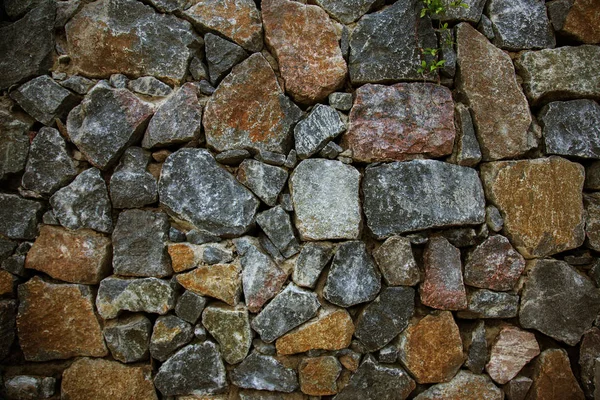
[175, 290, 206, 324]
[355, 287, 415, 352]
[60, 75, 95, 95]
[127, 76, 173, 97]
[2, 255, 26, 277]
[379, 345, 399, 364]
[414, 370, 503, 400]
[328, 92, 353, 111]
[578, 327, 600, 397]
[293, 242, 334, 289]
[194, 324, 207, 340]
[109, 74, 129, 89]
[96, 277, 176, 319]
[279, 193, 293, 212]
[202, 304, 252, 364]
[202, 244, 234, 265]
[150, 315, 193, 361]
[520, 259, 600, 345]
[255, 150, 287, 166]
[372, 236, 420, 287]
[290, 159, 361, 241]
[0, 101, 33, 180]
[240, 244, 287, 313]
[284, 149, 297, 168]
[189, 56, 209, 81]
[448, 103, 481, 167]
[294, 104, 346, 159]
[504, 376, 533, 400]
[253, 339, 276, 356]
[363, 160, 486, 238]
[154, 342, 228, 396]
[144, 0, 190, 13]
[256, 206, 299, 258]
[159, 148, 259, 237]
[0, 239, 17, 263]
[205, 33, 248, 85]
[461, 320, 488, 374]
[236, 159, 288, 207]
[231, 352, 299, 392]
[109, 147, 157, 208]
[478, 14, 496, 39]
[323, 241, 381, 308]
[258, 234, 285, 263]
[433, 0, 487, 23]
[10, 75, 79, 126]
[169, 227, 186, 243]
[103, 314, 152, 363]
[457, 289, 520, 319]
[186, 229, 221, 245]
[251, 283, 320, 343]
[50, 168, 113, 233]
[0, 194, 43, 240]
[586, 161, 600, 190]
[4, 375, 55, 399]
[486, 205, 504, 232]
[66, 82, 154, 170]
[196, 80, 216, 96]
[314, 0, 382, 24]
[4, 0, 45, 19]
[216, 149, 251, 165]
[0, 300, 17, 360]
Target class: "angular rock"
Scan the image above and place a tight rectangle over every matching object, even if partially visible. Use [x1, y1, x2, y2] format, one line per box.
[205, 33, 248, 85]
[175, 290, 206, 324]
[236, 159, 288, 207]
[458, 289, 519, 319]
[292, 242, 333, 289]
[96, 277, 176, 319]
[527, 349, 584, 400]
[433, 0, 487, 23]
[299, 356, 341, 396]
[329, 92, 353, 112]
[504, 376, 533, 400]
[486, 326, 540, 384]
[481, 157, 585, 258]
[456, 23, 533, 160]
[379, 345, 399, 363]
[0, 270, 17, 297]
[373, 236, 420, 287]
[484, 206, 505, 232]
[262, 0, 347, 104]
[109, 147, 157, 208]
[168, 242, 202, 273]
[294, 104, 346, 159]
[0, 194, 43, 240]
[414, 370, 503, 400]
[231, 352, 298, 392]
[17, 276, 107, 361]
[1, 254, 26, 278]
[60, 75, 95, 95]
[547, 0, 600, 44]
[202, 304, 252, 364]
[461, 320, 488, 373]
[159, 149, 259, 236]
[4, 375, 55, 400]
[315, 0, 381, 24]
[291, 159, 361, 240]
[580, 328, 600, 397]
[448, 103, 482, 166]
[342, 83, 455, 162]
[177, 263, 242, 306]
[204, 54, 302, 154]
[149, 315, 193, 362]
[216, 149, 251, 165]
[127, 76, 172, 97]
[239, 244, 287, 312]
[0, 300, 17, 360]
[256, 206, 299, 258]
[0, 101, 33, 180]
[104, 314, 152, 363]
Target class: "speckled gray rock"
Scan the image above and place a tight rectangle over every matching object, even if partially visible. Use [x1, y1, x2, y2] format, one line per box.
[96, 277, 176, 319]
[363, 160, 486, 238]
[323, 241, 381, 308]
[21, 127, 76, 195]
[433, 0, 486, 23]
[159, 149, 259, 237]
[231, 352, 299, 392]
[290, 159, 361, 241]
[154, 342, 228, 396]
[66, 82, 154, 170]
[461, 320, 488, 374]
[109, 147, 157, 208]
[109, 74, 128, 89]
[175, 291, 206, 324]
[2, 254, 26, 277]
[150, 315, 193, 361]
[486, 205, 504, 232]
[329, 92, 353, 111]
[127, 76, 172, 97]
[414, 370, 503, 400]
[0, 239, 17, 264]
[449, 103, 481, 167]
[60, 75, 95, 95]
[236, 159, 288, 207]
[202, 304, 252, 364]
[373, 236, 420, 287]
[520, 259, 600, 345]
[205, 33, 248, 85]
[294, 104, 346, 159]
[103, 314, 152, 363]
[216, 149, 251, 165]
[0, 102, 33, 180]
[458, 289, 519, 319]
[379, 345, 399, 364]
[0, 194, 43, 240]
[256, 206, 299, 258]
[4, 375, 55, 399]
[50, 168, 113, 233]
[539, 100, 600, 158]
[0, 300, 17, 360]
[240, 244, 287, 313]
[478, 14, 496, 39]
[293, 242, 333, 289]
[144, 0, 189, 13]
[314, 0, 382, 24]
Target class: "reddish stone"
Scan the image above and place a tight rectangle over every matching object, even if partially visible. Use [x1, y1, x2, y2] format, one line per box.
[342, 83, 455, 162]
[299, 356, 341, 396]
[527, 348, 584, 400]
[262, 0, 347, 104]
[176, 263, 241, 306]
[485, 326, 540, 384]
[552, 0, 600, 44]
[414, 370, 503, 400]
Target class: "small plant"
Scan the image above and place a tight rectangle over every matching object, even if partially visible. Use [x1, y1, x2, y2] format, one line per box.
[417, 49, 446, 75]
[420, 0, 469, 18]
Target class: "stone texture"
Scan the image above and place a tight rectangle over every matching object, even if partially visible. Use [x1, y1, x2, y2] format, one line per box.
[205, 33, 248, 85]
[433, 0, 487, 23]
[175, 290, 206, 324]
[237, 159, 288, 207]
[329, 92, 353, 111]
[414, 370, 503, 400]
[504, 376, 533, 400]
[104, 314, 152, 363]
[294, 104, 346, 159]
[0, 101, 33, 180]
[481, 157, 585, 258]
[4, 375, 55, 400]
[315, 0, 381, 24]
[239, 244, 287, 312]
[17, 276, 107, 361]
[149, 315, 193, 361]
[456, 23, 533, 160]
[256, 206, 299, 257]
[580, 328, 600, 397]
[290, 159, 361, 241]
[0, 194, 43, 240]
[127, 76, 172, 97]
[203, 304, 252, 364]
[109, 147, 157, 208]
[485, 326, 539, 385]
[231, 352, 298, 392]
[373, 236, 420, 287]
[548, 0, 600, 44]
[342, 83, 455, 163]
[448, 102, 482, 167]
[0, 300, 17, 360]
[458, 289, 519, 319]
[292, 242, 333, 289]
[60, 75, 95, 95]
[527, 349, 584, 400]
[25, 225, 111, 284]
[177, 263, 242, 306]
[159, 148, 259, 237]
[262, 0, 347, 104]
[0, 270, 17, 297]
[299, 356, 341, 396]
[461, 321, 488, 373]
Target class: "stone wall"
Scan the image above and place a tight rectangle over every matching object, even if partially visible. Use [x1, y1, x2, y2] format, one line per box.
[1, 0, 600, 399]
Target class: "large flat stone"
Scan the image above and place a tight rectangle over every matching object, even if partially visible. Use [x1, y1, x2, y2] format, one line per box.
[202, 305, 252, 364]
[486, 326, 540, 384]
[177, 263, 242, 306]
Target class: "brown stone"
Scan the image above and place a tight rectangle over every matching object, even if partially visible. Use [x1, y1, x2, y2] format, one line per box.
[553, 0, 600, 44]
[0, 270, 17, 297]
[25, 225, 111, 284]
[584, 193, 600, 251]
[481, 157, 585, 258]
[176, 263, 241, 306]
[486, 326, 540, 384]
[414, 370, 503, 400]
[342, 83, 455, 163]
[17, 276, 107, 361]
[276, 308, 354, 355]
[299, 356, 341, 396]
[262, 0, 347, 104]
[527, 348, 584, 400]
[61, 358, 157, 400]
[456, 23, 533, 161]
[397, 311, 464, 384]
[339, 351, 361, 372]
[167, 243, 201, 273]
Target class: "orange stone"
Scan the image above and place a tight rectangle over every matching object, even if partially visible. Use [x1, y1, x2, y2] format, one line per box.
[527, 348, 585, 400]
[176, 263, 242, 306]
[168, 243, 201, 273]
[0, 270, 16, 297]
[299, 356, 342, 396]
[555, 0, 600, 44]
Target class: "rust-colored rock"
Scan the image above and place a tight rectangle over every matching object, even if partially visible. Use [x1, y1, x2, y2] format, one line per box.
[167, 243, 200, 273]
[262, 0, 347, 104]
[342, 83, 455, 163]
[176, 263, 241, 306]
[299, 356, 341, 396]
[61, 358, 157, 400]
[276, 308, 354, 355]
[551, 0, 600, 44]
[481, 157, 585, 258]
[397, 311, 464, 384]
[0, 270, 16, 297]
[486, 326, 540, 385]
[17, 276, 107, 361]
[25, 225, 111, 284]
[527, 348, 585, 400]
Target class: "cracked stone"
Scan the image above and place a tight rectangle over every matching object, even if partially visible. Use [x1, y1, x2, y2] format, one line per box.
[104, 314, 152, 363]
[414, 370, 503, 400]
[127, 76, 172, 97]
[448, 103, 482, 167]
[461, 320, 488, 374]
[294, 104, 346, 159]
[60, 75, 95, 95]
[0, 100, 33, 180]
[292, 242, 333, 289]
[175, 290, 206, 324]
[457, 289, 519, 319]
[205, 33, 248, 86]
[256, 206, 299, 258]
[236, 159, 288, 207]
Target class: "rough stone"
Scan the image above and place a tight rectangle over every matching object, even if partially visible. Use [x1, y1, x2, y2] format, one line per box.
[580, 328, 600, 397]
[373, 236, 420, 287]
[167, 243, 202, 273]
[216, 149, 251, 165]
[103, 314, 152, 363]
[461, 320, 487, 373]
[315, 0, 381, 24]
[485, 326, 540, 385]
[294, 104, 345, 159]
[175, 290, 206, 324]
[547, 0, 600, 44]
[299, 356, 341, 396]
[205, 33, 248, 85]
[0, 300, 17, 360]
[433, 0, 487, 23]
[0, 101, 33, 180]
[231, 352, 298, 392]
[4, 375, 56, 400]
[292, 242, 333, 289]
[378, 345, 399, 363]
[504, 376, 533, 400]
[448, 103, 482, 167]
[456, 23, 533, 160]
[2, 254, 26, 278]
[236, 159, 288, 207]
[177, 263, 242, 306]
[0, 270, 17, 297]
[0, 194, 43, 240]
[527, 349, 584, 400]
[486, 205, 504, 232]
[202, 304, 252, 364]
[329, 92, 353, 111]
[239, 243, 287, 312]
[60, 75, 95, 95]
[256, 206, 299, 258]
[127, 76, 172, 97]
[458, 289, 519, 319]
[109, 147, 157, 208]
[255, 150, 287, 166]
[149, 315, 193, 361]
[414, 370, 503, 400]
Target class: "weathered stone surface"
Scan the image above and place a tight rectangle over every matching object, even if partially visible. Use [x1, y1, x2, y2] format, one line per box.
[168, 243, 201, 273]
[372, 236, 420, 287]
[448, 103, 482, 167]
[323, 241, 381, 308]
[461, 320, 487, 374]
[240, 244, 287, 312]
[127, 77, 172, 97]
[149, 315, 193, 361]
[66, 82, 154, 170]
[397, 311, 464, 384]
[205, 33, 248, 85]
[0, 194, 43, 240]
[504, 376, 533, 400]
[0, 300, 17, 360]
[456, 23, 533, 160]
[414, 370, 503, 400]
[349, 0, 437, 84]
[294, 104, 346, 159]
[256, 206, 299, 258]
[231, 352, 298, 392]
[585, 161, 600, 190]
[580, 328, 600, 397]
[540, 99, 600, 158]
[204, 54, 302, 154]
[104, 314, 151, 363]
[66, 0, 201, 85]
[4, 375, 55, 400]
[314, 0, 381, 24]
[175, 290, 206, 324]
[236, 159, 288, 207]
[291, 159, 361, 241]
[293, 242, 333, 289]
[458, 289, 519, 319]
[516, 45, 600, 105]
[216, 149, 251, 165]
[355, 287, 415, 352]
[17, 276, 107, 361]
[335, 355, 415, 400]
[0, 270, 17, 297]
[485, 326, 539, 385]
[262, 0, 347, 104]
[0, 101, 33, 180]
[177, 263, 242, 306]
[203, 304, 252, 364]
[464, 235, 525, 291]
[527, 349, 584, 400]
[299, 356, 341, 396]
[276, 308, 354, 355]
[481, 157, 585, 258]
[25, 225, 111, 284]
[109, 147, 157, 208]
[159, 148, 259, 237]
[96, 277, 176, 319]
[60, 75, 95, 95]
[433, 0, 486, 23]
[329, 92, 353, 112]
[548, 0, 600, 44]
[363, 160, 485, 238]
[342, 83, 455, 163]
